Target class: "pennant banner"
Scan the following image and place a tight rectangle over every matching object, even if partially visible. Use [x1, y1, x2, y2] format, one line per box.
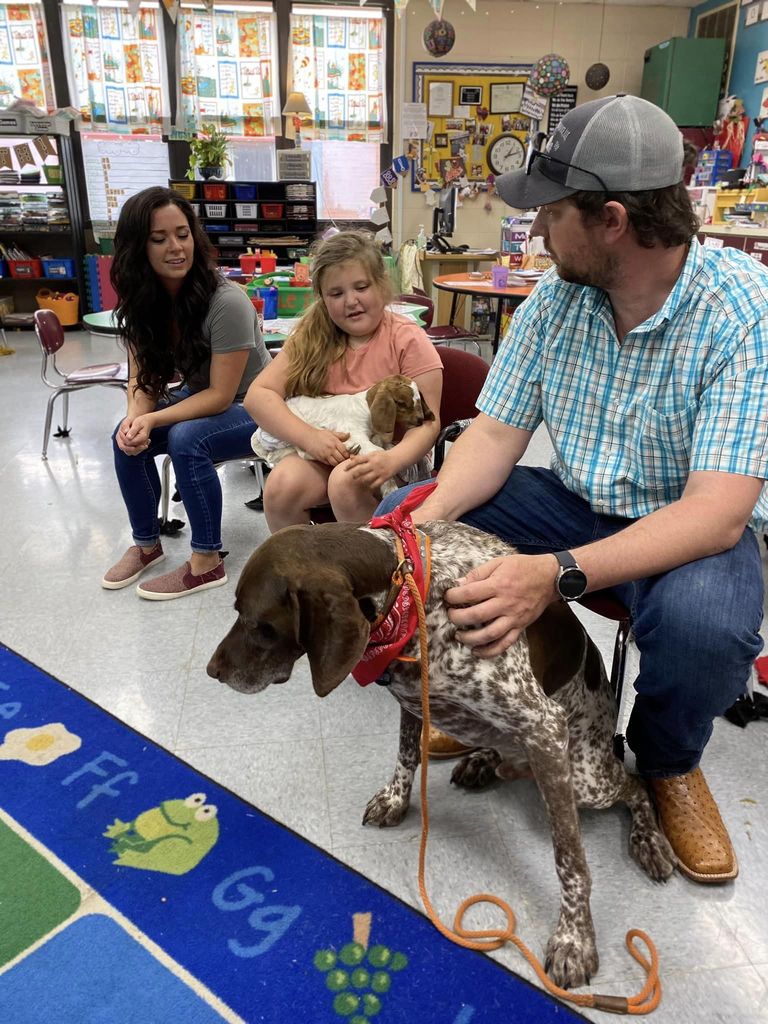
[32, 135, 56, 160]
[0, 147, 12, 170]
[13, 142, 34, 168]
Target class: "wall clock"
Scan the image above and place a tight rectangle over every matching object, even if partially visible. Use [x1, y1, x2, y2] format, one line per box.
[487, 133, 526, 175]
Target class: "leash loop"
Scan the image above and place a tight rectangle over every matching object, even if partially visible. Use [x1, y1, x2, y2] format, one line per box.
[403, 569, 662, 1015]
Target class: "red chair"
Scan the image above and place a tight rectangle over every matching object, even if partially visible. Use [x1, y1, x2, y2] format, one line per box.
[35, 309, 128, 460]
[398, 290, 483, 356]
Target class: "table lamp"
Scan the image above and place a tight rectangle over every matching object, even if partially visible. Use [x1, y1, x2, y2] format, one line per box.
[282, 91, 311, 147]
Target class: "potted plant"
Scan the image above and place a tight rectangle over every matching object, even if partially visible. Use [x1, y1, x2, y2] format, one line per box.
[186, 123, 231, 181]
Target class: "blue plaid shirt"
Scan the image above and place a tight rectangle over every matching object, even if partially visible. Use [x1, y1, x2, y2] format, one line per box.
[479, 239, 768, 530]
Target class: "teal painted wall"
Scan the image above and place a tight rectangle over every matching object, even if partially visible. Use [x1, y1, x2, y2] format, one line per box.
[688, 1, 768, 164]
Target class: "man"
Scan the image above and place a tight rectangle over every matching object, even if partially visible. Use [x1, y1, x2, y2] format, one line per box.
[407, 95, 768, 882]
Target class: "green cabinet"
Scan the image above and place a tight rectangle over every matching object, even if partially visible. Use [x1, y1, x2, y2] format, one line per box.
[640, 37, 726, 126]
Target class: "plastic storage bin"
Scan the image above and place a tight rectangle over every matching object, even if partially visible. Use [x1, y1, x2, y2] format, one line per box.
[9, 259, 43, 278]
[277, 286, 313, 316]
[42, 258, 76, 278]
[261, 203, 284, 219]
[205, 202, 227, 217]
[232, 184, 256, 201]
[235, 203, 258, 218]
[203, 183, 227, 201]
[0, 259, 8, 277]
[203, 223, 229, 233]
[170, 181, 196, 199]
[36, 289, 80, 326]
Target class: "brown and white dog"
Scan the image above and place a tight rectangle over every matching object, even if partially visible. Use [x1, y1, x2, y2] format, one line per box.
[250, 375, 434, 495]
[207, 519, 676, 989]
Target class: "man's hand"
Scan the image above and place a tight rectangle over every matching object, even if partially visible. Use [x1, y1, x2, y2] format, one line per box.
[343, 450, 396, 492]
[304, 429, 351, 466]
[444, 552, 558, 657]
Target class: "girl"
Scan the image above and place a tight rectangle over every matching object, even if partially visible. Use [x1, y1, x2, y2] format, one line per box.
[102, 186, 270, 600]
[244, 231, 442, 532]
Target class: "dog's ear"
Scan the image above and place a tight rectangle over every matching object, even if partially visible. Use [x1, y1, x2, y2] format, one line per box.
[367, 385, 398, 443]
[292, 584, 370, 697]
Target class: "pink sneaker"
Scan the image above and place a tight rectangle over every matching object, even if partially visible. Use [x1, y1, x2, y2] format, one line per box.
[102, 543, 165, 590]
[136, 559, 227, 601]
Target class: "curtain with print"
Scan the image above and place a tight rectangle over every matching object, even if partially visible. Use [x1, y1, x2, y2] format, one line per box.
[0, 3, 55, 110]
[289, 5, 386, 143]
[175, 4, 280, 138]
[61, 3, 169, 134]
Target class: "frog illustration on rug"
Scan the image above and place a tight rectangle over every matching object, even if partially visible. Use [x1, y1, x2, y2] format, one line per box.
[104, 792, 219, 874]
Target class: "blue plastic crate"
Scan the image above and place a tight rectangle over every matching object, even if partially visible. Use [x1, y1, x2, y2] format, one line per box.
[232, 184, 256, 201]
[0, 259, 7, 278]
[42, 257, 76, 278]
[203, 223, 229, 233]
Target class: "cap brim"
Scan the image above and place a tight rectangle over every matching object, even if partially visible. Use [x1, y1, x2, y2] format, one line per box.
[495, 164, 576, 210]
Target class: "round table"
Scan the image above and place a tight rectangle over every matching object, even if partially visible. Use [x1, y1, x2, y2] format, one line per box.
[82, 310, 120, 338]
[432, 273, 536, 354]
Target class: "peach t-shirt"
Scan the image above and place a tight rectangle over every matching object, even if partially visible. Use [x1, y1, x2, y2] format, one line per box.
[323, 312, 442, 395]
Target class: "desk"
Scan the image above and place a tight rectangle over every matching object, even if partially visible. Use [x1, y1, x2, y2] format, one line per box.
[83, 310, 120, 338]
[420, 251, 497, 325]
[261, 301, 428, 348]
[432, 273, 535, 354]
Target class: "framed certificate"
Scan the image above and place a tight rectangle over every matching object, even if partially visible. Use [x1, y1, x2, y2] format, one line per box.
[490, 82, 523, 114]
[428, 81, 453, 117]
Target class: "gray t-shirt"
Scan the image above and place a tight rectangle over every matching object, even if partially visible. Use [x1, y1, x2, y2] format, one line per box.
[184, 278, 270, 401]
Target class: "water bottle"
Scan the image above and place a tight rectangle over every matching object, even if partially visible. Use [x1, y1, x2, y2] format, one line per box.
[416, 224, 427, 251]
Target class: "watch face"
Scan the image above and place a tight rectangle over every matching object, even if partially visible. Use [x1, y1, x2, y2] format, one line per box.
[558, 567, 588, 601]
[487, 134, 526, 175]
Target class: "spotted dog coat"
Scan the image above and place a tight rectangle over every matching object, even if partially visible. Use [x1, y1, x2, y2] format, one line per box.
[207, 520, 676, 989]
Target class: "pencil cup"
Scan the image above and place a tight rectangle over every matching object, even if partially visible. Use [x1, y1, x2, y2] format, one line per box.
[491, 265, 509, 288]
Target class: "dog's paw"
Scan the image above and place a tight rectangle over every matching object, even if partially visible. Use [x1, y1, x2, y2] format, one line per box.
[629, 822, 677, 881]
[450, 748, 501, 789]
[362, 786, 410, 828]
[545, 922, 599, 990]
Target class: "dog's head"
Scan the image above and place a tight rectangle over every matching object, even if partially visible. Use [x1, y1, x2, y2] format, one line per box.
[366, 375, 435, 444]
[207, 524, 396, 698]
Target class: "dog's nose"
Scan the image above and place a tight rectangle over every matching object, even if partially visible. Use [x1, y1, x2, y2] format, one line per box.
[206, 658, 221, 679]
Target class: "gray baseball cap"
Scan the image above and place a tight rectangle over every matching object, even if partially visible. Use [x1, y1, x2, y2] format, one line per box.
[495, 94, 684, 209]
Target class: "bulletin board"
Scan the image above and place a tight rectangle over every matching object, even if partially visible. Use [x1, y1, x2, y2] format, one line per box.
[410, 61, 533, 192]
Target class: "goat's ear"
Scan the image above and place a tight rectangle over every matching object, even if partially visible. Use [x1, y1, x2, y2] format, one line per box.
[367, 388, 397, 443]
[293, 585, 370, 697]
[419, 391, 436, 422]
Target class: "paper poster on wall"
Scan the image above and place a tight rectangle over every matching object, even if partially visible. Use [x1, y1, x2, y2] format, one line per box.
[402, 102, 428, 138]
[547, 85, 578, 134]
[428, 81, 453, 117]
[746, 4, 760, 25]
[756, 49, 768, 83]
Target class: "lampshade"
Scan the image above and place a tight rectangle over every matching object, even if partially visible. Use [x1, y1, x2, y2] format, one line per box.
[282, 92, 311, 117]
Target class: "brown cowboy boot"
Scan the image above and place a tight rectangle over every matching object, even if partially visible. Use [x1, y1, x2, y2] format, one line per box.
[650, 767, 737, 883]
[428, 726, 478, 760]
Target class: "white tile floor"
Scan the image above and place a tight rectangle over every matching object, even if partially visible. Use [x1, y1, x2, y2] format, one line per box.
[2, 327, 767, 1023]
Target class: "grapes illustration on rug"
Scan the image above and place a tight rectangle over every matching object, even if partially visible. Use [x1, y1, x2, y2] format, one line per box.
[313, 912, 408, 1020]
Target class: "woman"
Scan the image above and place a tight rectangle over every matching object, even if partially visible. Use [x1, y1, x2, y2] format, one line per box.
[102, 186, 269, 600]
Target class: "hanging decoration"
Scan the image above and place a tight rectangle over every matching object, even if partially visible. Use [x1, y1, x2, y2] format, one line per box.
[423, 19, 456, 58]
[585, 0, 610, 91]
[585, 63, 610, 91]
[528, 54, 570, 98]
[393, 0, 473, 16]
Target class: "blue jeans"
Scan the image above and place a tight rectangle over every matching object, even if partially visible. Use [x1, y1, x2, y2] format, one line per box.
[112, 388, 256, 553]
[378, 468, 764, 777]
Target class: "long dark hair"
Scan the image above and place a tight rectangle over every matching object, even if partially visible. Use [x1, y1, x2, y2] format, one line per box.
[110, 186, 219, 397]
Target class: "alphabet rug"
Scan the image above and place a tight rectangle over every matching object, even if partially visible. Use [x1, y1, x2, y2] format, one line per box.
[0, 644, 586, 1023]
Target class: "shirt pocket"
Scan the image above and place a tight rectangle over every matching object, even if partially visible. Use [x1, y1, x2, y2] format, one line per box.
[621, 399, 698, 497]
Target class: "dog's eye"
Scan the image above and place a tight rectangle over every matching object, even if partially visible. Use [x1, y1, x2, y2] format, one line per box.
[255, 622, 277, 642]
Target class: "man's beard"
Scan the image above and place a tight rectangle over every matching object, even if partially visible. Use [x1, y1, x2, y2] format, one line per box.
[551, 246, 619, 290]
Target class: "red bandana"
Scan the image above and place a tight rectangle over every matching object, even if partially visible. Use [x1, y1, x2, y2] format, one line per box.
[352, 482, 438, 686]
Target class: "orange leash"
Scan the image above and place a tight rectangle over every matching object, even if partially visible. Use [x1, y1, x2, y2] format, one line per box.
[404, 571, 662, 1015]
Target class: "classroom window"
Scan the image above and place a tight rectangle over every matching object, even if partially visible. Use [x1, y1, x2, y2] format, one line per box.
[0, 1, 56, 110]
[60, 1, 170, 134]
[288, 4, 386, 219]
[176, 1, 280, 138]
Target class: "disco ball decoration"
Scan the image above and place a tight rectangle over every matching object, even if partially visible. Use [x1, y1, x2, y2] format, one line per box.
[585, 62, 611, 91]
[528, 53, 570, 97]
[423, 18, 455, 58]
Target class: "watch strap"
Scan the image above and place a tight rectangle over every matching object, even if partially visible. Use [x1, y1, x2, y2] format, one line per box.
[553, 549, 578, 571]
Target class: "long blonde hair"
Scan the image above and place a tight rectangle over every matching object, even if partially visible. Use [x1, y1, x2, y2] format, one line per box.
[283, 230, 393, 397]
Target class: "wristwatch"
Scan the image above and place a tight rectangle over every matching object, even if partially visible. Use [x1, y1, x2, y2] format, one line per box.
[553, 550, 588, 602]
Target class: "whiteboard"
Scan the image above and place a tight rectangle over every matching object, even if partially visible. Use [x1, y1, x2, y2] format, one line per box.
[81, 134, 171, 229]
